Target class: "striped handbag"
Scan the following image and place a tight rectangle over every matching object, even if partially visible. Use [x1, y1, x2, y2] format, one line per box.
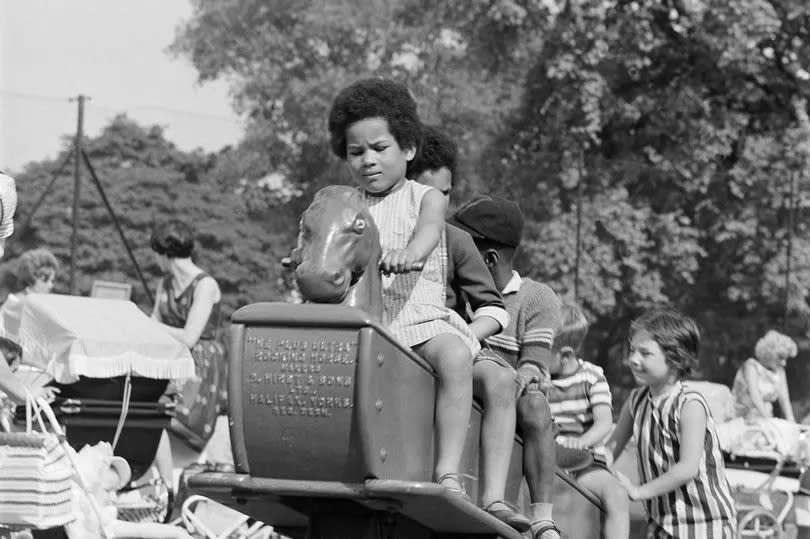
[0, 395, 75, 530]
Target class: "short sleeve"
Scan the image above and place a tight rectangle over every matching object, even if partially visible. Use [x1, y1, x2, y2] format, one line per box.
[585, 365, 612, 409]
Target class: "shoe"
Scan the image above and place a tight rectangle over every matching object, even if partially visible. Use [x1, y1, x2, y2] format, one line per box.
[435, 472, 472, 502]
[531, 519, 561, 539]
[483, 500, 532, 532]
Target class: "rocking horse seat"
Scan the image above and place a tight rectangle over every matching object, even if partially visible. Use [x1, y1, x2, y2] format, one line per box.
[227, 302, 501, 488]
[189, 302, 601, 537]
[188, 473, 525, 539]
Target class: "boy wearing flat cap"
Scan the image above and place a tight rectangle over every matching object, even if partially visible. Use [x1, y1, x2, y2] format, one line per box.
[449, 195, 564, 539]
[408, 127, 530, 531]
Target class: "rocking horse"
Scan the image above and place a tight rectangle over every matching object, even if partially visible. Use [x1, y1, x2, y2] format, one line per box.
[187, 186, 601, 538]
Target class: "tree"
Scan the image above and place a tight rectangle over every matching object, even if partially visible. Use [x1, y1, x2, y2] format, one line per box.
[7, 115, 291, 318]
[486, 0, 810, 402]
[169, 0, 563, 204]
[172, 0, 810, 408]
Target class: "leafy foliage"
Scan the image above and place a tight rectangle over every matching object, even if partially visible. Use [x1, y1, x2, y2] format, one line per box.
[12, 0, 810, 409]
[167, 0, 810, 406]
[7, 116, 291, 318]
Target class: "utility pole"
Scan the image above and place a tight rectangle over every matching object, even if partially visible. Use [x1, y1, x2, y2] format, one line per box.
[785, 170, 797, 328]
[69, 94, 89, 295]
[574, 148, 585, 301]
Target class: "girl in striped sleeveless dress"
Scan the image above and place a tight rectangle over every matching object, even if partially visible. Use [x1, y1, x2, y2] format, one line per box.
[328, 79, 479, 496]
[608, 309, 737, 538]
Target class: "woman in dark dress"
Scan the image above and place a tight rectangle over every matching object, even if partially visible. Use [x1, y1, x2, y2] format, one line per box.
[149, 220, 227, 486]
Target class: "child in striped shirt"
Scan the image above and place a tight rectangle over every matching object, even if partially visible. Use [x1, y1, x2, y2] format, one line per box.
[546, 305, 629, 538]
[609, 309, 737, 538]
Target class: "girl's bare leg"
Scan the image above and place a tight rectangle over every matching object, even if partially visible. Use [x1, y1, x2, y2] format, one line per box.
[415, 334, 473, 486]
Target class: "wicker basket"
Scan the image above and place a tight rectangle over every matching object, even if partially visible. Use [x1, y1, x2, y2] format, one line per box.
[115, 471, 172, 524]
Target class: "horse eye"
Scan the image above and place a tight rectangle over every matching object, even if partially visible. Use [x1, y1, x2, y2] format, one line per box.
[352, 217, 366, 233]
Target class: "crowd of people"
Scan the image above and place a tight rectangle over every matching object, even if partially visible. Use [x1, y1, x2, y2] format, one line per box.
[0, 75, 808, 539]
[322, 78, 810, 538]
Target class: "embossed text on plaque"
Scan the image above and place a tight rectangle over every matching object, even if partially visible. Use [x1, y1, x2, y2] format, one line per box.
[245, 334, 357, 419]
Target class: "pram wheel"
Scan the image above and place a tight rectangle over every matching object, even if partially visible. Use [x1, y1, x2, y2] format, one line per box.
[738, 508, 783, 538]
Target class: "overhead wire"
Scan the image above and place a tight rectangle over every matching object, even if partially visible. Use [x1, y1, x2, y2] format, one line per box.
[0, 89, 243, 125]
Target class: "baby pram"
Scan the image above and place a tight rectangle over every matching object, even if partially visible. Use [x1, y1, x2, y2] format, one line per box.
[687, 381, 810, 538]
[10, 294, 196, 530]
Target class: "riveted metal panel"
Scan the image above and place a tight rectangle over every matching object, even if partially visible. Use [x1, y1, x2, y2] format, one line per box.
[241, 323, 361, 480]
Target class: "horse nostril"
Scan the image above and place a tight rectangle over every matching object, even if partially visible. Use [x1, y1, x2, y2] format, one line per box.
[333, 272, 346, 286]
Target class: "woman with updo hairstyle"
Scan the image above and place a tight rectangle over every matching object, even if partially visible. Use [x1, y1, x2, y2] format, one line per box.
[150, 219, 228, 473]
[732, 330, 798, 421]
[150, 220, 221, 348]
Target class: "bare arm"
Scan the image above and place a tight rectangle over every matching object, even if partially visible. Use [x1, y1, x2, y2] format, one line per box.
[408, 189, 446, 259]
[158, 277, 220, 348]
[575, 404, 614, 449]
[468, 316, 501, 342]
[150, 279, 164, 321]
[776, 368, 795, 422]
[0, 359, 58, 404]
[616, 400, 707, 501]
[0, 359, 33, 404]
[607, 399, 634, 463]
[381, 189, 446, 273]
[742, 360, 773, 418]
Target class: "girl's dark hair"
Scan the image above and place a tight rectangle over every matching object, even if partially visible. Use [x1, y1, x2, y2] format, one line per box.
[327, 78, 421, 159]
[18, 248, 59, 288]
[150, 220, 195, 259]
[406, 124, 458, 181]
[630, 309, 700, 379]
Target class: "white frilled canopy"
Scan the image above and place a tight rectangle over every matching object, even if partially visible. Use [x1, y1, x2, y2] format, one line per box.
[18, 294, 195, 384]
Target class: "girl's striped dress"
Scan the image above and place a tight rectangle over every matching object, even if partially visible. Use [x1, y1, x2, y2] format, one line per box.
[628, 382, 737, 538]
[363, 180, 479, 356]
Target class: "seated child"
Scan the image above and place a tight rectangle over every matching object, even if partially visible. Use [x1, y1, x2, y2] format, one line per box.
[328, 79, 478, 495]
[609, 309, 737, 537]
[546, 305, 629, 539]
[450, 195, 563, 539]
[66, 442, 192, 539]
[408, 126, 529, 530]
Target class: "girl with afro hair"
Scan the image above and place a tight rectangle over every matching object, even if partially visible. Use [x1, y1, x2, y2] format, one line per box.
[328, 79, 480, 498]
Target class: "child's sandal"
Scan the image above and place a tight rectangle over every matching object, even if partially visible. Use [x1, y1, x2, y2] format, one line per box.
[435, 473, 471, 502]
[483, 500, 531, 532]
[531, 519, 561, 539]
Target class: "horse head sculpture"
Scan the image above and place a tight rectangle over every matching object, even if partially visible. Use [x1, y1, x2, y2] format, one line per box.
[286, 185, 383, 321]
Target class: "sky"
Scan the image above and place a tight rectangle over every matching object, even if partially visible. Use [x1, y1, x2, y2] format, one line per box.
[0, 0, 243, 174]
